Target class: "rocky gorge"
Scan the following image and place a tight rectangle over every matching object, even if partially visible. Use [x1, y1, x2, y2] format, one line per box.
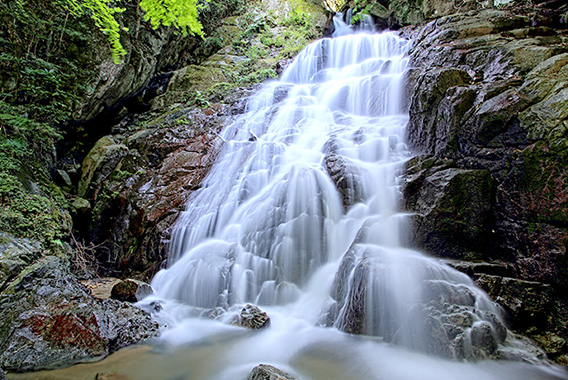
[0, 0, 568, 377]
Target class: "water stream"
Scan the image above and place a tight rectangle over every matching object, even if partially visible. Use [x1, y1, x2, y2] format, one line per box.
[22, 14, 563, 380]
[135, 14, 568, 380]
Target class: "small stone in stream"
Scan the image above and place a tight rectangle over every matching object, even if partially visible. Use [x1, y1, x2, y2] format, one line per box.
[248, 364, 297, 380]
[95, 372, 130, 380]
[234, 304, 270, 329]
[110, 279, 154, 302]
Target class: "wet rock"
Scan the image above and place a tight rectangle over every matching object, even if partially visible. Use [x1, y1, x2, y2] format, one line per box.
[248, 364, 297, 380]
[111, 279, 154, 302]
[0, 257, 159, 371]
[460, 89, 530, 147]
[84, 107, 228, 279]
[470, 321, 499, 355]
[407, 68, 473, 155]
[330, 244, 511, 359]
[324, 152, 364, 209]
[0, 233, 43, 290]
[233, 304, 270, 330]
[403, 160, 493, 260]
[200, 307, 226, 320]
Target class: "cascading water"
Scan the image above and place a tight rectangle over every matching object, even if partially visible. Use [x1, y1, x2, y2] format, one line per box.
[142, 14, 568, 380]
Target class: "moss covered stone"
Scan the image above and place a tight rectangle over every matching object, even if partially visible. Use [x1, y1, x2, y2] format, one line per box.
[518, 142, 568, 226]
[404, 162, 493, 259]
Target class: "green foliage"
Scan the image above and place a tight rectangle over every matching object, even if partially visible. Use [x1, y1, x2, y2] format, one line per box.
[0, 173, 68, 249]
[140, 0, 204, 38]
[245, 44, 269, 60]
[187, 91, 210, 108]
[259, 31, 285, 48]
[282, 7, 311, 28]
[322, 0, 346, 12]
[242, 68, 277, 83]
[66, 0, 127, 64]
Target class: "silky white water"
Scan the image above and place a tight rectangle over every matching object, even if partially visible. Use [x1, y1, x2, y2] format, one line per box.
[139, 15, 568, 380]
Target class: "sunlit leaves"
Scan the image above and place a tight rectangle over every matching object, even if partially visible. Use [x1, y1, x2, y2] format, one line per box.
[140, 0, 204, 37]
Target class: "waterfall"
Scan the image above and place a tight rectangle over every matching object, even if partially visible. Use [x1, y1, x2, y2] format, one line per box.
[143, 14, 567, 380]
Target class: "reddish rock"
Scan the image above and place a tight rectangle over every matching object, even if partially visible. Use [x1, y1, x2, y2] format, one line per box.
[81, 103, 244, 280]
[0, 257, 159, 371]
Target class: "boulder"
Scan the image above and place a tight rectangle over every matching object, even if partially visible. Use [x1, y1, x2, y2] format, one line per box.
[248, 364, 297, 380]
[0, 257, 159, 371]
[233, 304, 270, 330]
[324, 152, 364, 209]
[78, 136, 128, 198]
[0, 233, 43, 289]
[403, 159, 493, 260]
[111, 279, 154, 302]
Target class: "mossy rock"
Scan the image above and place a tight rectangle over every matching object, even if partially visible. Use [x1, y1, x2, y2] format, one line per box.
[0, 233, 43, 288]
[518, 142, 568, 225]
[404, 166, 493, 259]
[78, 136, 128, 198]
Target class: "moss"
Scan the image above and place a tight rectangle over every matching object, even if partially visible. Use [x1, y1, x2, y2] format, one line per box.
[519, 142, 568, 225]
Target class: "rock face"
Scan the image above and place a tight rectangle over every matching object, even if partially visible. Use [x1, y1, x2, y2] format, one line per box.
[403, 159, 493, 259]
[78, 104, 231, 279]
[0, 256, 159, 371]
[401, 7, 568, 362]
[403, 8, 568, 284]
[344, 0, 568, 30]
[71, 0, 247, 124]
[248, 364, 297, 380]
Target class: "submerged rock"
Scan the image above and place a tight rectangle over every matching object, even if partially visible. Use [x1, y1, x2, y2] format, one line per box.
[0, 257, 159, 371]
[248, 364, 297, 380]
